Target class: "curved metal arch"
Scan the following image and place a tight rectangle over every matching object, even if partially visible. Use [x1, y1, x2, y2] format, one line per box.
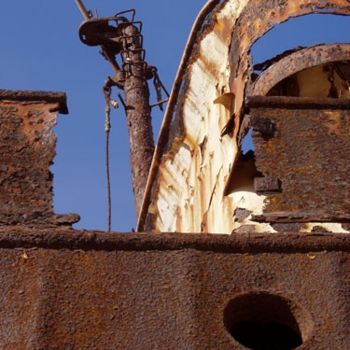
[225, 0, 350, 195]
[138, 0, 350, 231]
[229, 1, 350, 102]
[251, 44, 350, 96]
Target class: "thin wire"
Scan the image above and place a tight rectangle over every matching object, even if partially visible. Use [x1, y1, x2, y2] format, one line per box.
[104, 87, 112, 232]
[105, 129, 112, 232]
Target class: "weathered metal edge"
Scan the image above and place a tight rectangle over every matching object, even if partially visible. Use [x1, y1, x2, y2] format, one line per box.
[251, 43, 350, 96]
[247, 96, 350, 110]
[0, 229, 349, 253]
[0, 89, 68, 114]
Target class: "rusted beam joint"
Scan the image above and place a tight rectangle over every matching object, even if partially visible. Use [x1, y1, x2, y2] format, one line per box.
[250, 116, 276, 139]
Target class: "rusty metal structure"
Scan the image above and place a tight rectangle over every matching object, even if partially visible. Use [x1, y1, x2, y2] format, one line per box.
[77, 3, 168, 219]
[0, 229, 349, 349]
[0, 0, 350, 349]
[138, 0, 350, 235]
[0, 90, 79, 228]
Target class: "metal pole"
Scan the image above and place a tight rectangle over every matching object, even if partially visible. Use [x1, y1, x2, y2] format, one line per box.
[74, 0, 92, 20]
[75, 5, 156, 220]
[121, 24, 155, 218]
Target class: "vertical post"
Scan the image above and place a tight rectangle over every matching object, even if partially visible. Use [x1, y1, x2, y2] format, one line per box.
[76, 2, 157, 221]
[122, 24, 155, 218]
[74, 0, 92, 20]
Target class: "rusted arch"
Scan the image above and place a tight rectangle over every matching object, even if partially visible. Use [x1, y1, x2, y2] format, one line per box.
[251, 44, 350, 96]
[224, 0, 350, 195]
[138, 0, 350, 230]
[229, 0, 350, 114]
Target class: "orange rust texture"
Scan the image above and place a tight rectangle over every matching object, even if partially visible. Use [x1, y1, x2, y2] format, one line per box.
[0, 229, 349, 349]
[229, 0, 350, 137]
[252, 44, 350, 97]
[0, 101, 57, 223]
[0, 92, 78, 227]
[250, 102, 350, 223]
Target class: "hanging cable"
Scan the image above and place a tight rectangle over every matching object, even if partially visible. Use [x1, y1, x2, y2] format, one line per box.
[76, 5, 170, 228]
[103, 81, 113, 232]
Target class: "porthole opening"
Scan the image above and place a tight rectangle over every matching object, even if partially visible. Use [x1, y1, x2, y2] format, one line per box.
[230, 320, 302, 350]
[224, 293, 314, 350]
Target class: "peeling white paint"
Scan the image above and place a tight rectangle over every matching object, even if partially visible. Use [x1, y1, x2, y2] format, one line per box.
[143, 0, 350, 235]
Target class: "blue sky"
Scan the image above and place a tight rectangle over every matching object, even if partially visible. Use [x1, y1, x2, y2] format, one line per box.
[1, 2, 349, 232]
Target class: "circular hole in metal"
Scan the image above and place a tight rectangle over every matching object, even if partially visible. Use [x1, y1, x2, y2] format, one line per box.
[224, 292, 313, 350]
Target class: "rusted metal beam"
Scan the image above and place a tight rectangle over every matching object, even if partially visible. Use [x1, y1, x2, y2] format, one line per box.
[0, 89, 68, 114]
[252, 212, 350, 224]
[247, 95, 350, 110]
[0, 228, 350, 253]
[136, 0, 222, 231]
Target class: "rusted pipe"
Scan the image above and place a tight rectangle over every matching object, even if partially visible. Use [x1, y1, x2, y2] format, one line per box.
[122, 24, 155, 217]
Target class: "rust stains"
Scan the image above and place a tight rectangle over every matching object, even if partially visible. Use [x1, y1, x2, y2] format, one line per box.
[252, 44, 350, 96]
[248, 96, 350, 224]
[0, 228, 349, 349]
[0, 90, 79, 227]
[138, 0, 350, 234]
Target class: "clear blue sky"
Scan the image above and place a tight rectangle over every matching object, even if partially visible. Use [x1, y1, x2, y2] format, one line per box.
[0, 2, 349, 232]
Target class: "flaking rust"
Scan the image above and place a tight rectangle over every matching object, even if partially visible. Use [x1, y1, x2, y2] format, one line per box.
[77, 7, 169, 219]
[0, 90, 79, 227]
[248, 96, 350, 223]
[139, 0, 350, 235]
[0, 3, 350, 349]
[0, 229, 349, 349]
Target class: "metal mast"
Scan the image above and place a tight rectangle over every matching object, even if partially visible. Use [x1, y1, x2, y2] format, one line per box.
[75, 1, 168, 224]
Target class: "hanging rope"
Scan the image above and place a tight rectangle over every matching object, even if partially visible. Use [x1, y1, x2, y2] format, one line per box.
[103, 82, 113, 232]
[76, 3, 170, 230]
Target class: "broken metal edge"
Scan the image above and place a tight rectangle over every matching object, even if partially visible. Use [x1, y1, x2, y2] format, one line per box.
[136, 0, 223, 231]
[0, 228, 349, 253]
[252, 212, 350, 224]
[252, 43, 350, 96]
[0, 89, 68, 114]
[246, 96, 350, 110]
